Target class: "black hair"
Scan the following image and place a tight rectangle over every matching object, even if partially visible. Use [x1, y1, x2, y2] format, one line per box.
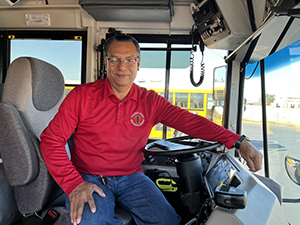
[104, 34, 140, 57]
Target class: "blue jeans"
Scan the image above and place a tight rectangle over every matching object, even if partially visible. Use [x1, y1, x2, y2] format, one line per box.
[65, 173, 181, 225]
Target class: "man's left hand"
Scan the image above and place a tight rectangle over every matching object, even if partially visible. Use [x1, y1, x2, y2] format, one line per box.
[239, 140, 263, 172]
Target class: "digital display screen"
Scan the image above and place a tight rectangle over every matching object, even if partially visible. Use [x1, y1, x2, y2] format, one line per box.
[206, 155, 236, 192]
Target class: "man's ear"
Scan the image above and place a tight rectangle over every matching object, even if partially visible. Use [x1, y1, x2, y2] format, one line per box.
[137, 57, 141, 71]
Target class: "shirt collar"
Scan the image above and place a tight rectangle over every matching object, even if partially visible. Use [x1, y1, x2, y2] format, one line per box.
[102, 78, 138, 102]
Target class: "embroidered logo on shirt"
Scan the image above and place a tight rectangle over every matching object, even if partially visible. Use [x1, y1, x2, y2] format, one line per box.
[131, 112, 145, 127]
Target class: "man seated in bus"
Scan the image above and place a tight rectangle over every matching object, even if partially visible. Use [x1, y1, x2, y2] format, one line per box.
[40, 34, 263, 225]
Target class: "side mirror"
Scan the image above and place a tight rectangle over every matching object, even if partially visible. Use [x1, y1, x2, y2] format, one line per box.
[282, 156, 300, 203]
[285, 156, 300, 186]
[213, 65, 226, 101]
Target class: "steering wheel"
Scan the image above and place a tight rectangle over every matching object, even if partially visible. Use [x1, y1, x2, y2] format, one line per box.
[144, 135, 224, 157]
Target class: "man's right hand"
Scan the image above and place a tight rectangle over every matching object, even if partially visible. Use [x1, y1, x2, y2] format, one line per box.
[68, 181, 106, 225]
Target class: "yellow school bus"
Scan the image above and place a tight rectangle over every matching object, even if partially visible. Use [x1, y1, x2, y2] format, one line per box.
[149, 88, 213, 139]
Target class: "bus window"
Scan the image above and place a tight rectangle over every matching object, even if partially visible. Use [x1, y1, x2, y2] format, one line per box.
[10, 36, 84, 86]
[169, 92, 174, 104]
[243, 39, 300, 224]
[190, 93, 204, 109]
[136, 43, 227, 139]
[207, 93, 214, 120]
[175, 93, 188, 108]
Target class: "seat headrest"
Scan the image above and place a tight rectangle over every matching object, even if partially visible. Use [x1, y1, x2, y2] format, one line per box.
[2, 57, 65, 138]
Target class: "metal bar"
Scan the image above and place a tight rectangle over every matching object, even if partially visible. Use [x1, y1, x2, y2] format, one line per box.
[162, 40, 172, 139]
[260, 59, 269, 178]
[223, 58, 232, 129]
[282, 198, 300, 203]
[236, 62, 245, 135]
[0, 32, 10, 83]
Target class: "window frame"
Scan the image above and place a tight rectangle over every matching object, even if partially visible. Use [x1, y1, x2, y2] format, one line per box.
[0, 30, 87, 85]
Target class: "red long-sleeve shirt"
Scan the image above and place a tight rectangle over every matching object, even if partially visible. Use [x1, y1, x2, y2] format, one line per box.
[40, 78, 239, 195]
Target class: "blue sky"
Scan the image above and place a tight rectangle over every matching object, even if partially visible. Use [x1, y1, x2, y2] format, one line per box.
[10, 39, 82, 83]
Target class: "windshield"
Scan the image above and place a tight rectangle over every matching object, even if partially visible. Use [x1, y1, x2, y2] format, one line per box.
[135, 43, 227, 139]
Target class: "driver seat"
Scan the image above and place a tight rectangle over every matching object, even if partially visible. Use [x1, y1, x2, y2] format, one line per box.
[0, 57, 133, 224]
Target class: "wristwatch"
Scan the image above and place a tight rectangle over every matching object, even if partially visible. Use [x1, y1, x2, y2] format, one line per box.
[234, 135, 250, 149]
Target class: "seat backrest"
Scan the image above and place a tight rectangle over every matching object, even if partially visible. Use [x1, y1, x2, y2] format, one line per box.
[0, 57, 65, 214]
[0, 82, 21, 224]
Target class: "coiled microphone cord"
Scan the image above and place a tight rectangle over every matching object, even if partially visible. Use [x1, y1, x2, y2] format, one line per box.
[190, 24, 205, 87]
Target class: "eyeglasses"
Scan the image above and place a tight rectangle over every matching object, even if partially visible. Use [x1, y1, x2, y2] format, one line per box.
[106, 57, 139, 66]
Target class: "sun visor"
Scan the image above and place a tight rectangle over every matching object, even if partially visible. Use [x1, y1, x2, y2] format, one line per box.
[79, 0, 174, 22]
